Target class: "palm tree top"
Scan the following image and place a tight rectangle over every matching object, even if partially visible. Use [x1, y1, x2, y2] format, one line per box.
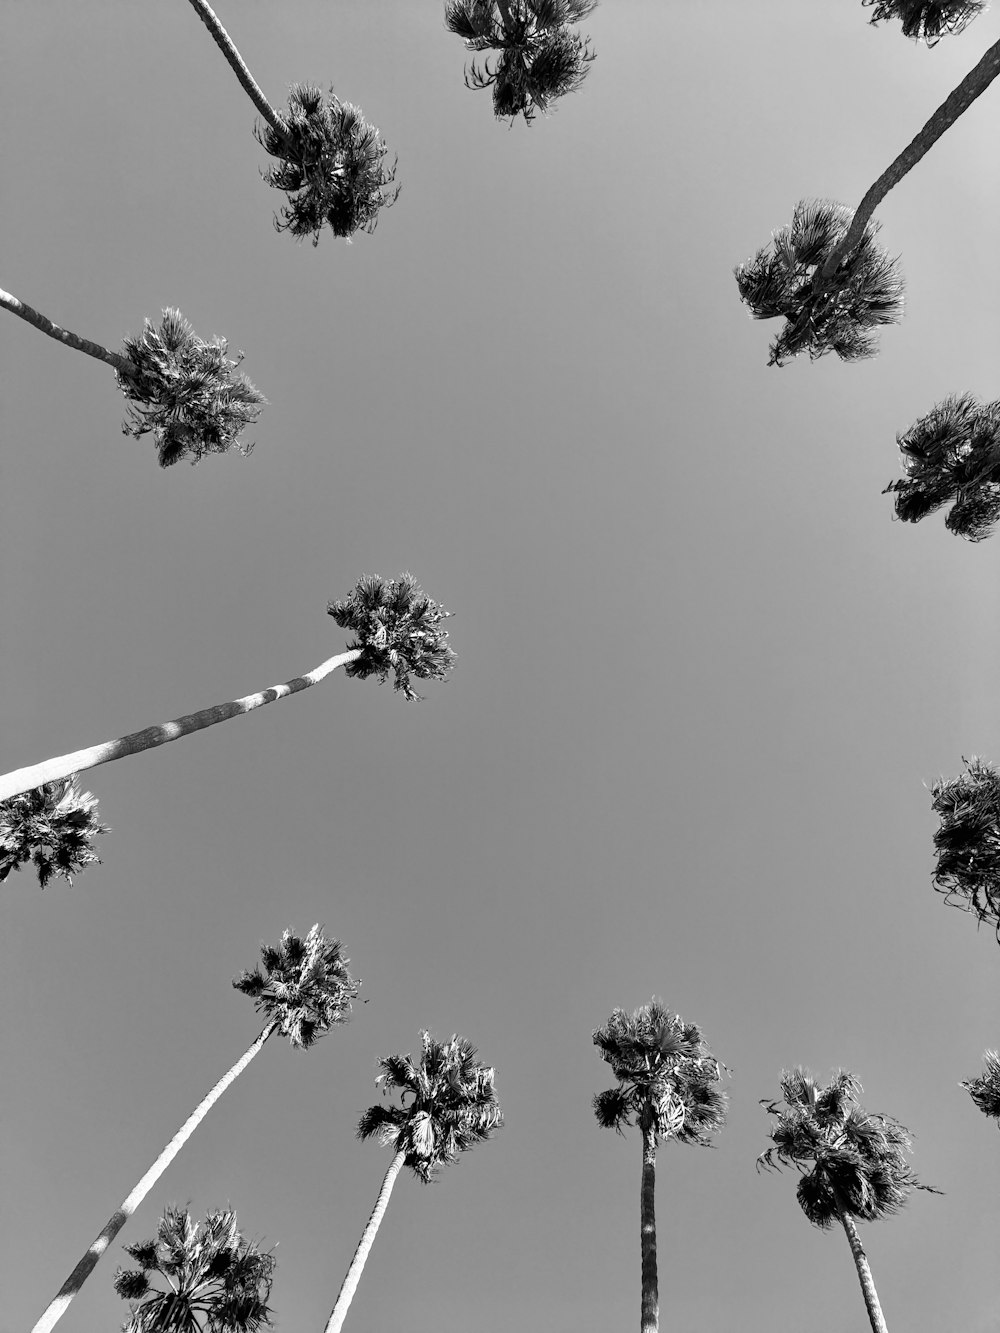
[592, 998, 728, 1145]
[114, 1205, 274, 1333]
[327, 572, 457, 701]
[233, 925, 359, 1048]
[929, 755, 1000, 933]
[758, 1067, 939, 1228]
[961, 1050, 1000, 1123]
[356, 1030, 503, 1182]
[861, 0, 986, 42]
[0, 777, 106, 889]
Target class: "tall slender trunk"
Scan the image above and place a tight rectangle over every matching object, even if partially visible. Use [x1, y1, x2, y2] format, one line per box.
[1, 288, 135, 377]
[822, 36, 1000, 276]
[324, 1151, 407, 1333]
[184, 0, 289, 139]
[639, 1111, 658, 1333]
[0, 649, 362, 804]
[30, 1020, 279, 1333]
[836, 1208, 889, 1333]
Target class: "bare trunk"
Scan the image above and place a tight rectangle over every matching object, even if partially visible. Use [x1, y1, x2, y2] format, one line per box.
[30, 1021, 279, 1333]
[822, 36, 1000, 276]
[0, 649, 362, 804]
[640, 1112, 658, 1333]
[1, 288, 134, 376]
[324, 1151, 407, 1333]
[837, 1209, 889, 1333]
[184, 0, 289, 138]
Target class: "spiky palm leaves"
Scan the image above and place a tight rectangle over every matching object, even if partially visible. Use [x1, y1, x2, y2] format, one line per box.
[30, 928, 356, 1333]
[593, 1000, 728, 1333]
[759, 1068, 937, 1333]
[961, 1051, 1000, 1123]
[883, 393, 1000, 540]
[734, 201, 904, 366]
[929, 756, 1000, 933]
[113, 1206, 275, 1333]
[0, 777, 106, 888]
[445, 0, 598, 123]
[862, 0, 986, 41]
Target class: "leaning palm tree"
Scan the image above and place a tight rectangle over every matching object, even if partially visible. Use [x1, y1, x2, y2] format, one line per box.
[1, 295, 265, 466]
[0, 776, 106, 888]
[758, 1067, 939, 1333]
[883, 393, 1000, 541]
[114, 1205, 275, 1333]
[862, 0, 986, 41]
[31, 926, 357, 1333]
[0, 573, 456, 824]
[592, 999, 728, 1333]
[324, 1031, 503, 1333]
[444, 0, 598, 124]
[736, 33, 1000, 364]
[183, 0, 398, 242]
[961, 1050, 1000, 1124]
[928, 755, 1000, 934]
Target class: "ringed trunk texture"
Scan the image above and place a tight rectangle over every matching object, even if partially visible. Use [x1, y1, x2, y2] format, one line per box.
[324, 1151, 407, 1333]
[837, 1209, 889, 1333]
[185, 0, 289, 137]
[640, 1114, 659, 1333]
[1, 288, 134, 376]
[822, 36, 1000, 276]
[30, 1021, 279, 1333]
[0, 649, 362, 804]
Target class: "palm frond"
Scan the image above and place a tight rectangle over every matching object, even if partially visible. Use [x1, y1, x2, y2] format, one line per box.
[0, 776, 106, 888]
[861, 0, 986, 41]
[961, 1050, 1000, 1122]
[930, 756, 1000, 932]
[232, 925, 359, 1047]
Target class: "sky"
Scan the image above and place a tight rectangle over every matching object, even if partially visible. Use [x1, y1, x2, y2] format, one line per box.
[3, 2, 1000, 1331]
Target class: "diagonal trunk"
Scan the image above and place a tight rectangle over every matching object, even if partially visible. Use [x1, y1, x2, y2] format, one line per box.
[324, 1150, 407, 1333]
[184, 0, 289, 139]
[836, 1208, 889, 1333]
[640, 1110, 658, 1333]
[30, 1020, 279, 1333]
[0, 649, 362, 804]
[822, 36, 1000, 276]
[1, 288, 135, 377]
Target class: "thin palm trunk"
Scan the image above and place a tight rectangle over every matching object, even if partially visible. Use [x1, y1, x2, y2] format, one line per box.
[0, 649, 362, 804]
[1, 288, 134, 377]
[31, 1020, 279, 1333]
[836, 1208, 889, 1333]
[324, 1150, 407, 1333]
[184, 0, 290, 139]
[822, 36, 1000, 276]
[640, 1113, 658, 1333]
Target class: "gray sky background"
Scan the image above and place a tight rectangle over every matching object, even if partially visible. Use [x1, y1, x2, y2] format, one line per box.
[3, 2, 1000, 1331]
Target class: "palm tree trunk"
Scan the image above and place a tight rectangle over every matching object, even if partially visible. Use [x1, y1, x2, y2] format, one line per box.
[30, 1020, 279, 1333]
[822, 36, 1000, 277]
[184, 0, 289, 139]
[1, 288, 135, 377]
[836, 1208, 889, 1333]
[324, 1151, 407, 1333]
[0, 649, 362, 804]
[640, 1114, 658, 1333]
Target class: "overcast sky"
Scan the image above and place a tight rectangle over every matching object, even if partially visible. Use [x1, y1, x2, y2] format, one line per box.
[3, 3, 1000, 1332]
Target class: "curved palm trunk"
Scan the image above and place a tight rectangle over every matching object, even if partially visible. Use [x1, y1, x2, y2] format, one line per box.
[822, 36, 1000, 276]
[31, 1020, 279, 1333]
[1, 288, 134, 377]
[836, 1209, 889, 1333]
[0, 649, 362, 804]
[184, 0, 289, 139]
[640, 1113, 658, 1333]
[324, 1151, 407, 1333]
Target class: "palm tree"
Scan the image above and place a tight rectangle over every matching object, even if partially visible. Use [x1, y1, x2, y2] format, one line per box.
[862, 0, 986, 41]
[444, 0, 598, 124]
[928, 755, 1000, 934]
[183, 0, 398, 243]
[736, 33, 1000, 364]
[758, 1068, 939, 1333]
[961, 1050, 1000, 1124]
[113, 1205, 275, 1333]
[0, 295, 265, 466]
[592, 999, 728, 1333]
[31, 927, 357, 1333]
[323, 1031, 503, 1333]
[883, 393, 1000, 540]
[0, 776, 106, 888]
[0, 573, 456, 817]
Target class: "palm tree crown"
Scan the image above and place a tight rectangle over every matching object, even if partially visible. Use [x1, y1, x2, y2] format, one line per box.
[233, 925, 359, 1048]
[861, 0, 986, 41]
[961, 1051, 1000, 1123]
[592, 999, 728, 1144]
[357, 1031, 503, 1181]
[444, 0, 598, 124]
[113, 1206, 274, 1333]
[758, 1068, 937, 1228]
[929, 756, 1000, 934]
[0, 777, 106, 888]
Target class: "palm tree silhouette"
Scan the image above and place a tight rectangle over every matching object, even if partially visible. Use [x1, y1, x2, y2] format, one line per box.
[961, 1051, 1000, 1124]
[592, 999, 728, 1333]
[324, 1031, 503, 1333]
[184, 0, 398, 242]
[929, 755, 1000, 933]
[758, 1068, 939, 1333]
[444, 0, 597, 124]
[862, 0, 986, 41]
[30, 927, 357, 1333]
[0, 777, 106, 888]
[113, 1205, 275, 1333]
[0, 294, 265, 466]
